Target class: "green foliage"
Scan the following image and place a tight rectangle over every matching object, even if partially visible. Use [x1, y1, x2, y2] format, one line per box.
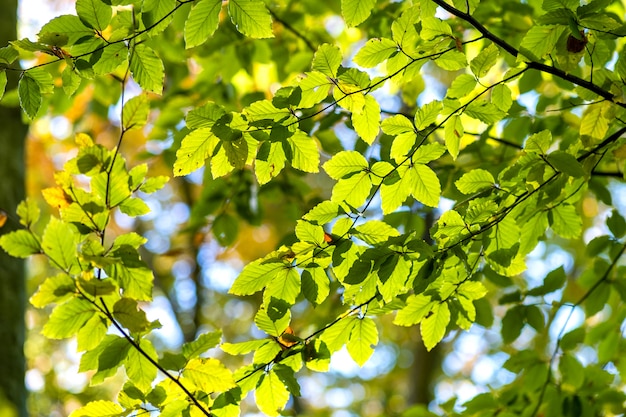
[5, 0, 626, 415]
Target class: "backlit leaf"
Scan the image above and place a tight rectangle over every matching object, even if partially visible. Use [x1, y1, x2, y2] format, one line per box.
[76, 0, 112, 31]
[184, 358, 236, 393]
[455, 169, 495, 194]
[347, 318, 378, 366]
[43, 297, 96, 339]
[184, 0, 222, 49]
[228, 0, 274, 38]
[421, 301, 450, 351]
[255, 371, 290, 416]
[341, 0, 376, 27]
[18, 74, 41, 119]
[129, 44, 164, 94]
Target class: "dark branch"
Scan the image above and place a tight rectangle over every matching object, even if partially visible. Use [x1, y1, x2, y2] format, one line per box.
[430, 0, 626, 109]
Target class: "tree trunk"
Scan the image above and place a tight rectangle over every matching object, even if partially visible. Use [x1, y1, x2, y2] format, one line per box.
[0, 0, 29, 414]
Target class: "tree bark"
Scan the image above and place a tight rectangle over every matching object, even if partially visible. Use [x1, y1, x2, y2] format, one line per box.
[0, 0, 29, 415]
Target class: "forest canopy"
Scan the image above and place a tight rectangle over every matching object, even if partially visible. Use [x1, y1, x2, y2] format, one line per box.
[1, 0, 626, 416]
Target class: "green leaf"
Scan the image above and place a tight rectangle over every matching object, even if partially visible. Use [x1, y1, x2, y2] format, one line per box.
[414, 101, 441, 130]
[354, 220, 400, 245]
[421, 301, 450, 351]
[287, 131, 320, 173]
[129, 44, 164, 94]
[254, 307, 290, 337]
[113, 298, 151, 333]
[347, 317, 378, 366]
[255, 141, 286, 184]
[77, 315, 107, 351]
[434, 50, 467, 71]
[125, 338, 158, 391]
[43, 297, 96, 339]
[391, 6, 419, 48]
[303, 201, 343, 225]
[264, 267, 301, 306]
[139, 176, 169, 193]
[141, 0, 176, 36]
[470, 43, 499, 78]
[105, 246, 153, 301]
[331, 171, 373, 208]
[298, 71, 333, 108]
[323, 150, 368, 180]
[312, 44, 342, 78]
[354, 38, 397, 67]
[519, 25, 565, 61]
[341, 0, 376, 27]
[30, 274, 75, 308]
[213, 212, 239, 246]
[221, 339, 269, 356]
[174, 128, 219, 176]
[501, 305, 524, 343]
[182, 331, 222, 360]
[38, 15, 94, 46]
[412, 164, 440, 207]
[68, 400, 124, 417]
[491, 84, 512, 112]
[455, 169, 495, 194]
[381, 114, 414, 135]
[447, 73, 476, 99]
[457, 281, 487, 300]
[0, 71, 7, 101]
[394, 294, 434, 326]
[546, 151, 585, 177]
[61, 66, 81, 96]
[580, 103, 609, 145]
[352, 94, 381, 144]
[320, 316, 357, 353]
[412, 143, 446, 164]
[230, 258, 286, 296]
[183, 358, 237, 392]
[0, 229, 41, 258]
[465, 100, 505, 124]
[525, 130, 552, 154]
[184, 0, 222, 48]
[551, 204, 582, 238]
[433, 210, 467, 246]
[301, 267, 330, 306]
[92, 42, 127, 74]
[444, 115, 464, 160]
[228, 0, 274, 39]
[122, 94, 149, 130]
[42, 217, 78, 272]
[76, 0, 112, 31]
[607, 210, 626, 238]
[255, 371, 290, 416]
[422, 16, 453, 38]
[18, 74, 42, 119]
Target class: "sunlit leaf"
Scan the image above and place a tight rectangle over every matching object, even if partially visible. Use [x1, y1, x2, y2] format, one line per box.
[184, 0, 222, 48]
[341, 0, 376, 27]
[228, 0, 274, 38]
[255, 371, 290, 416]
[76, 0, 112, 31]
[183, 358, 236, 392]
[18, 74, 41, 119]
[129, 44, 164, 94]
[43, 297, 96, 339]
[421, 301, 450, 351]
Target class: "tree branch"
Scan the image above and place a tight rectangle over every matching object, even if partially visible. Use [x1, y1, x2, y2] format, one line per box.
[430, 0, 626, 108]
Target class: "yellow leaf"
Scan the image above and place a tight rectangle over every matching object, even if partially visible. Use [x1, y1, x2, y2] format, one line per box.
[42, 187, 72, 209]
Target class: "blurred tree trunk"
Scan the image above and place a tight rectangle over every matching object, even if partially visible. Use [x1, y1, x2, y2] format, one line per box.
[0, 0, 29, 415]
[407, 210, 442, 405]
